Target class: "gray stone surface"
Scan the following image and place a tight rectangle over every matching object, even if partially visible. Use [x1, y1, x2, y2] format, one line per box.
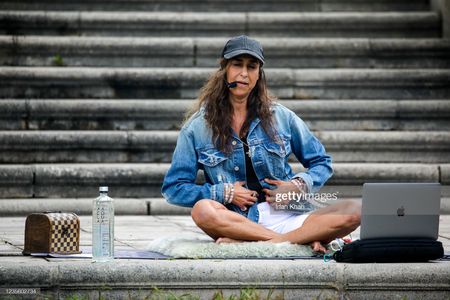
[0, 11, 439, 37]
[3, 36, 450, 68]
[248, 12, 439, 38]
[0, 0, 430, 12]
[327, 163, 440, 184]
[0, 197, 191, 216]
[0, 198, 149, 216]
[442, 164, 450, 184]
[0, 165, 34, 198]
[2, 99, 449, 131]
[148, 198, 192, 215]
[1, 67, 450, 99]
[2, 197, 449, 216]
[0, 4, 449, 297]
[0, 215, 449, 298]
[432, 0, 450, 38]
[0, 36, 196, 68]
[0, 130, 178, 163]
[0, 163, 448, 198]
[317, 131, 450, 163]
[1, 130, 449, 163]
[292, 68, 450, 99]
[0, 99, 27, 130]
[32, 163, 166, 198]
[27, 99, 187, 130]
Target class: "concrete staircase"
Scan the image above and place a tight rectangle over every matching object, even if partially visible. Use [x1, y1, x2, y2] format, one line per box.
[1, 0, 449, 216]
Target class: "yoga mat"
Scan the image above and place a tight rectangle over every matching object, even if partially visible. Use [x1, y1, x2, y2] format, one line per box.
[28, 241, 323, 260]
[30, 249, 169, 259]
[145, 235, 320, 259]
[30, 250, 322, 260]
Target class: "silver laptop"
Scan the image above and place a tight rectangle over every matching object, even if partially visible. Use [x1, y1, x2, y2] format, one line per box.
[360, 183, 441, 240]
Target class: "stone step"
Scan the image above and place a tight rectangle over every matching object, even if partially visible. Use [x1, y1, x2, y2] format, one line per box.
[0, 163, 448, 198]
[317, 131, 450, 163]
[1, 197, 449, 216]
[2, 251, 450, 299]
[2, 36, 450, 68]
[0, 198, 191, 216]
[2, 212, 450, 299]
[2, 99, 449, 131]
[2, 67, 450, 99]
[0, 0, 431, 12]
[1, 130, 449, 163]
[0, 11, 440, 38]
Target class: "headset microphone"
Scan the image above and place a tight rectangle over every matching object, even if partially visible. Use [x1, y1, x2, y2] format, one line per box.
[227, 81, 238, 88]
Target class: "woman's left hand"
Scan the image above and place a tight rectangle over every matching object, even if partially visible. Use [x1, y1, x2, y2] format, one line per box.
[262, 178, 299, 206]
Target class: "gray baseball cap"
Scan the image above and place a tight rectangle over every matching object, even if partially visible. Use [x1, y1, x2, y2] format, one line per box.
[221, 35, 265, 66]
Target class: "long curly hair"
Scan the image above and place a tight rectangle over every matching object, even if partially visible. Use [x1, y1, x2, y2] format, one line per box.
[185, 58, 277, 154]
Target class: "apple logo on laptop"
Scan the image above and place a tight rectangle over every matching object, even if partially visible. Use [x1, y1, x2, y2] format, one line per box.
[397, 206, 405, 217]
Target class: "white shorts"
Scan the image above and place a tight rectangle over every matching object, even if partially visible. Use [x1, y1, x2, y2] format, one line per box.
[257, 202, 310, 234]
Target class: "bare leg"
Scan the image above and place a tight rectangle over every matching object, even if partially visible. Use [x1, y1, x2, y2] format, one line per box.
[191, 199, 281, 241]
[215, 237, 244, 244]
[271, 200, 361, 245]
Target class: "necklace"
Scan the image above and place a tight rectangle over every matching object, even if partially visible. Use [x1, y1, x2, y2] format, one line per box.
[240, 136, 252, 158]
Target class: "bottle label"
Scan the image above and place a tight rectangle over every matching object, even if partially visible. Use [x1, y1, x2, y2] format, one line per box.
[95, 204, 110, 224]
[93, 201, 113, 258]
[100, 224, 110, 256]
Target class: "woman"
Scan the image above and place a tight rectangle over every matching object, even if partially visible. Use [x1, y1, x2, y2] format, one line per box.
[162, 35, 360, 253]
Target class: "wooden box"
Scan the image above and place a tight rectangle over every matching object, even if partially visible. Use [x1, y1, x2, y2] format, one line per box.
[23, 212, 81, 255]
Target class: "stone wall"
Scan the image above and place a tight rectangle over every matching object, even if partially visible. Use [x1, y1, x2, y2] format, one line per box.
[431, 0, 450, 37]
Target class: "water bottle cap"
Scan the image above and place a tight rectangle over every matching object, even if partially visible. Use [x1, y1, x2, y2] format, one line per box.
[99, 186, 108, 192]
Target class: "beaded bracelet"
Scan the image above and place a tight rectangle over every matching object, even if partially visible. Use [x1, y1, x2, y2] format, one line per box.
[290, 178, 307, 193]
[224, 183, 234, 205]
[224, 183, 230, 204]
[229, 184, 235, 204]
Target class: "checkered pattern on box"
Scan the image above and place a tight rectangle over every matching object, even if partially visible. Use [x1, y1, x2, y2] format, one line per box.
[48, 213, 79, 254]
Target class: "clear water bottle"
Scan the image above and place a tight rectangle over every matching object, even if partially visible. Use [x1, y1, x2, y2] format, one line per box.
[92, 186, 114, 262]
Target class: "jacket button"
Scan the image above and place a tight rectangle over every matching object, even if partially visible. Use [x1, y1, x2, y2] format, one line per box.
[234, 166, 239, 171]
[232, 140, 237, 145]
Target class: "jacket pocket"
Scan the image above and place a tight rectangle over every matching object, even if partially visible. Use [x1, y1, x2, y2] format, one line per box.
[197, 147, 229, 182]
[261, 139, 291, 179]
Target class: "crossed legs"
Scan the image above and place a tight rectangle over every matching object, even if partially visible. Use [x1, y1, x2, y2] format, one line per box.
[191, 199, 361, 247]
[190, 199, 280, 241]
[271, 200, 361, 244]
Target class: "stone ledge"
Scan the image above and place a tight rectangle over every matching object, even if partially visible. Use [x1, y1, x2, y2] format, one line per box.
[0, 12, 439, 38]
[2, 130, 448, 149]
[0, 165, 33, 185]
[0, 257, 448, 299]
[2, 36, 449, 68]
[0, 163, 446, 198]
[0, 0, 430, 12]
[441, 164, 450, 184]
[1, 68, 449, 99]
[327, 163, 439, 184]
[2, 99, 449, 131]
[0, 130, 449, 163]
[0, 198, 151, 216]
[1, 197, 449, 216]
[0, 197, 192, 216]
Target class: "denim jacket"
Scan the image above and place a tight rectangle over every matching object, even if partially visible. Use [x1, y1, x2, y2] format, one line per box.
[161, 102, 333, 222]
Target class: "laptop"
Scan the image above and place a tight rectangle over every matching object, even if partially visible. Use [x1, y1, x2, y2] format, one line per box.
[360, 183, 441, 240]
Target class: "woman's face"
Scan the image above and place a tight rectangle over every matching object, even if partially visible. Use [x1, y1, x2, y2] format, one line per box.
[226, 55, 260, 100]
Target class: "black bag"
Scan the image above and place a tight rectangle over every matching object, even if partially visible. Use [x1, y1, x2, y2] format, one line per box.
[333, 238, 444, 263]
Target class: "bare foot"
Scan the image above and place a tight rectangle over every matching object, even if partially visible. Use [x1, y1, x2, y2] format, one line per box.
[215, 237, 244, 244]
[310, 241, 327, 253]
[270, 237, 327, 253]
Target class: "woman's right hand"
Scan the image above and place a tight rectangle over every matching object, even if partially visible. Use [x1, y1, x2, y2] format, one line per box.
[231, 181, 258, 211]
